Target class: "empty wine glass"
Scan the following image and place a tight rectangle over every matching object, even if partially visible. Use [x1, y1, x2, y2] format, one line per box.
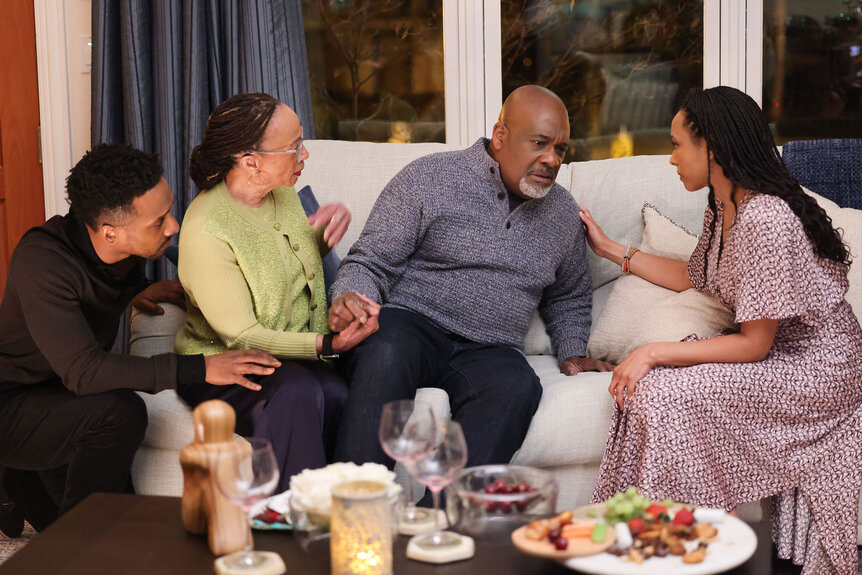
[378, 400, 437, 526]
[407, 419, 468, 549]
[215, 437, 280, 570]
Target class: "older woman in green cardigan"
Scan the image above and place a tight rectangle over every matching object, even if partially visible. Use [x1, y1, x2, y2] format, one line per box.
[175, 93, 379, 490]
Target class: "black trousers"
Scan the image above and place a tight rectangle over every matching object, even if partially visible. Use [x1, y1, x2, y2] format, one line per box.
[178, 360, 348, 492]
[0, 385, 147, 531]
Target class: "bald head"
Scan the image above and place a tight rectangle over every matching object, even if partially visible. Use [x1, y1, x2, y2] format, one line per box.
[498, 85, 568, 127]
[489, 85, 570, 199]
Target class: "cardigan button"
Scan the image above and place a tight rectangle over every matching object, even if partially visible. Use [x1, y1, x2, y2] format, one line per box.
[310, 301, 318, 310]
[292, 243, 300, 251]
[505, 221, 511, 229]
[307, 271, 315, 280]
[497, 192, 505, 200]
[490, 167, 495, 174]
[274, 223, 282, 231]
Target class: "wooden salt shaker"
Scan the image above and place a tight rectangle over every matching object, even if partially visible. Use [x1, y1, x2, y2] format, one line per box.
[180, 399, 249, 555]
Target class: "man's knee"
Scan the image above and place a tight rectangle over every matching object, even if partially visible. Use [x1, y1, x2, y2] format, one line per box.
[270, 376, 325, 411]
[89, 390, 148, 445]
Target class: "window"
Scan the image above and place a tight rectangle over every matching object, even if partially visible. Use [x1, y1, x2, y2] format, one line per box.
[302, 0, 445, 143]
[762, 0, 862, 144]
[500, 0, 704, 161]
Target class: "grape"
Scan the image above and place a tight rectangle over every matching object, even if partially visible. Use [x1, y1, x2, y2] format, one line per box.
[603, 487, 653, 523]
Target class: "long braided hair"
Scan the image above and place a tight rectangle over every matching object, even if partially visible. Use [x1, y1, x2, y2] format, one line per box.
[680, 86, 850, 286]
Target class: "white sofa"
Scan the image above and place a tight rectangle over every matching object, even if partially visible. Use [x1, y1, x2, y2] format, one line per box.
[129, 140, 861, 532]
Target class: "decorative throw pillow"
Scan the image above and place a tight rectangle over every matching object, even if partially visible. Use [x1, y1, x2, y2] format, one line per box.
[586, 203, 736, 364]
[297, 185, 342, 303]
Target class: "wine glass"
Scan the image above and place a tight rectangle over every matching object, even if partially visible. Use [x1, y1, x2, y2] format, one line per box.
[214, 437, 280, 570]
[378, 400, 437, 526]
[407, 420, 468, 549]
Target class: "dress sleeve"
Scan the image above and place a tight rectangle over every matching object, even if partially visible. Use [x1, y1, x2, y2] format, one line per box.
[731, 195, 844, 324]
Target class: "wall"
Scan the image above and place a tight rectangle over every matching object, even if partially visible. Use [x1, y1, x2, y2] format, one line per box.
[66, 0, 92, 167]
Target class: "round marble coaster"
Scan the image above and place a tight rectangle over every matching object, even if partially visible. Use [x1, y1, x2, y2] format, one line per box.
[406, 532, 475, 564]
[399, 509, 448, 536]
[214, 551, 286, 575]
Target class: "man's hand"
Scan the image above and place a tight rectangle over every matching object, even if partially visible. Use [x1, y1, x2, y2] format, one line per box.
[329, 291, 380, 332]
[204, 350, 281, 391]
[308, 202, 351, 248]
[132, 279, 186, 315]
[560, 356, 614, 376]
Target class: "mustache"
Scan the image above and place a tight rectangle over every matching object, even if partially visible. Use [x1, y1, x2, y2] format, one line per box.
[528, 168, 555, 178]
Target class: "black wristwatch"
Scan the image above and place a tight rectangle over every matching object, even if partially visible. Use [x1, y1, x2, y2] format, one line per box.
[319, 333, 339, 360]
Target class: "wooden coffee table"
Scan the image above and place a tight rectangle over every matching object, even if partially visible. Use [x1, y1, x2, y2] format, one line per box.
[1, 493, 773, 574]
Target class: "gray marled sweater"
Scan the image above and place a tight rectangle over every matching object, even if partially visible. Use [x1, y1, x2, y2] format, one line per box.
[330, 139, 592, 362]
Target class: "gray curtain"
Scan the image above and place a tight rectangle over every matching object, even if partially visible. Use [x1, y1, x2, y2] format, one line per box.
[93, 1, 314, 353]
[92, 0, 315, 282]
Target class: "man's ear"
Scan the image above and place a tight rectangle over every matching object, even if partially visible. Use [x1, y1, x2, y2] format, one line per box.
[490, 122, 507, 152]
[97, 223, 119, 245]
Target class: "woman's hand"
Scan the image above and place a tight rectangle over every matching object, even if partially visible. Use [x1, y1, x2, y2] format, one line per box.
[308, 202, 351, 248]
[609, 344, 657, 410]
[333, 313, 380, 353]
[579, 207, 615, 259]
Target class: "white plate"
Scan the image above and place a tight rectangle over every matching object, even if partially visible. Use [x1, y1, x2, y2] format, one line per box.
[249, 490, 293, 531]
[564, 515, 758, 575]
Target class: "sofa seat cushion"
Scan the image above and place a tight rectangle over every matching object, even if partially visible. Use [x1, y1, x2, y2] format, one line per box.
[512, 357, 614, 468]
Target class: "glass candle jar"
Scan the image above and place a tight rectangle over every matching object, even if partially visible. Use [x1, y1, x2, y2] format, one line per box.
[330, 480, 393, 575]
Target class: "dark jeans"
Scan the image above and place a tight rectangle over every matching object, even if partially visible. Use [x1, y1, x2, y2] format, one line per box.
[0, 385, 147, 531]
[179, 360, 348, 492]
[334, 308, 543, 492]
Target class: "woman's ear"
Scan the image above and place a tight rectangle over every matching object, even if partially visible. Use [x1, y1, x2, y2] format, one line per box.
[237, 153, 259, 172]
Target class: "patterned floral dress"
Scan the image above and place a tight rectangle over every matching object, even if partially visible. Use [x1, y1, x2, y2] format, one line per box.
[593, 192, 862, 574]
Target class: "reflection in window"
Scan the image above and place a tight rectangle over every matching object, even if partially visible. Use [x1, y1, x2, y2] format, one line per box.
[763, 1, 862, 143]
[301, 0, 445, 143]
[501, 0, 703, 161]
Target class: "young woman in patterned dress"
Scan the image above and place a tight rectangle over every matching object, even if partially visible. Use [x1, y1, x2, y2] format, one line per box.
[579, 86, 862, 574]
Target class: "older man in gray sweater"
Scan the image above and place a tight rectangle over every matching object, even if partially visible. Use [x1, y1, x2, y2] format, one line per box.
[329, 85, 611, 481]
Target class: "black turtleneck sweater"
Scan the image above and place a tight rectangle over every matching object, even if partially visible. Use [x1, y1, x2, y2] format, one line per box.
[0, 211, 205, 396]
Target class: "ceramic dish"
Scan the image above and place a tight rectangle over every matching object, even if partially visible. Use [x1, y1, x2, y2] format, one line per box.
[249, 490, 293, 531]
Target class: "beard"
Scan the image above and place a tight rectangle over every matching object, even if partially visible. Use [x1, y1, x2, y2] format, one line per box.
[518, 170, 554, 199]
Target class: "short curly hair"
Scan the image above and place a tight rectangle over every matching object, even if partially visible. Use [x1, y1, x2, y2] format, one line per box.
[66, 143, 164, 229]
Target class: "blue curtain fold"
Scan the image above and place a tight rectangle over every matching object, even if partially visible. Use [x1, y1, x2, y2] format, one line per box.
[92, 0, 316, 282]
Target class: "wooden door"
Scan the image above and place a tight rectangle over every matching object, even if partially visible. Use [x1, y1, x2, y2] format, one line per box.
[0, 0, 45, 301]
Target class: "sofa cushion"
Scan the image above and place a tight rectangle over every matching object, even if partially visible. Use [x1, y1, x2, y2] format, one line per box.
[586, 204, 735, 364]
[565, 154, 709, 292]
[806, 188, 862, 324]
[129, 303, 194, 450]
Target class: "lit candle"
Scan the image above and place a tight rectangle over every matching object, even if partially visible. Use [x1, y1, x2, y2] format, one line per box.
[330, 481, 393, 575]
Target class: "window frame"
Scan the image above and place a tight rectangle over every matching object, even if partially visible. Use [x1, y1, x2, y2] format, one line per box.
[442, 0, 768, 146]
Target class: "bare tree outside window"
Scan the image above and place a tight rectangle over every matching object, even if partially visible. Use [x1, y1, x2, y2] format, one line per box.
[763, 0, 862, 143]
[302, 0, 445, 143]
[501, 0, 703, 162]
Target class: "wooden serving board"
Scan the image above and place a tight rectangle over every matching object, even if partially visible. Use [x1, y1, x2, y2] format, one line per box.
[511, 520, 616, 559]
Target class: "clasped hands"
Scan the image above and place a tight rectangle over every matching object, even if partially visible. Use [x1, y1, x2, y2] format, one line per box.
[328, 291, 381, 353]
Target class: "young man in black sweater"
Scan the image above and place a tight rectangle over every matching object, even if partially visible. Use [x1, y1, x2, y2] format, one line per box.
[0, 143, 279, 532]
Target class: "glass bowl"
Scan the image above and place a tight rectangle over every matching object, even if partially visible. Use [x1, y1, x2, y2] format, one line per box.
[445, 464, 558, 545]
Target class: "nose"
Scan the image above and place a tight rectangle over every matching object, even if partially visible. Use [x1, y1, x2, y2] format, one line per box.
[669, 152, 677, 167]
[540, 146, 561, 168]
[301, 144, 309, 162]
[166, 213, 180, 237]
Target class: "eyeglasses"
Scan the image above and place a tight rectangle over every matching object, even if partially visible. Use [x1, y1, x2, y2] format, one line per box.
[254, 137, 304, 157]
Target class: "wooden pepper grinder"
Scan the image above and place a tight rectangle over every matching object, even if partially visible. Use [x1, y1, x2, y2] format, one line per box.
[180, 399, 249, 555]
